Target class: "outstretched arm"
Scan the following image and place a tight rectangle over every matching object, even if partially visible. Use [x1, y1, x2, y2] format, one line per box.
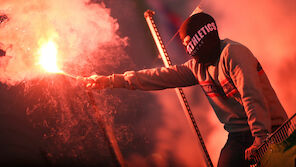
[82, 60, 198, 91]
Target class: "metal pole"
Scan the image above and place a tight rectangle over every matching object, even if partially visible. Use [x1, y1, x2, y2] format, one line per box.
[144, 10, 213, 167]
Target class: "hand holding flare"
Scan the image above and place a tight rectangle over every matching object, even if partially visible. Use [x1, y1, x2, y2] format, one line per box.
[77, 75, 112, 89]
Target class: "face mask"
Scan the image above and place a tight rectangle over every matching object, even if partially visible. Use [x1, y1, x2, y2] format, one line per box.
[180, 13, 220, 65]
[185, 31, 220, 64]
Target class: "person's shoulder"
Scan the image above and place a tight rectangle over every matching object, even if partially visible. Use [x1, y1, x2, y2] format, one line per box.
[221, 38, 253, 60]
[221, 38, 249, 53]
[220, 39, 257, 69]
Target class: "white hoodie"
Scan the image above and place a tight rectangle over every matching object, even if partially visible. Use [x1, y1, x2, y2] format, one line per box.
[111, 39, 288, 141]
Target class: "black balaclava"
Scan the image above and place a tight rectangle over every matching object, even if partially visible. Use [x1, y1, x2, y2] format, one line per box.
[179, 12, 220, 65]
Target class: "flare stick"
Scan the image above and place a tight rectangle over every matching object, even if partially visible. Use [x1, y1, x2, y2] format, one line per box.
[60, 72, 78, 79]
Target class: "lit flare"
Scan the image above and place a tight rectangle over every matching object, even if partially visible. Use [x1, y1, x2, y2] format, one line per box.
[38, 40, 62, 73]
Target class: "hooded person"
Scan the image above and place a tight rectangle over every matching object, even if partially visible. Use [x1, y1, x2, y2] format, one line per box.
[80, 12, 288, 167]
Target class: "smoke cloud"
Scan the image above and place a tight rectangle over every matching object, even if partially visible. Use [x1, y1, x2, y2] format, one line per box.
[0, 0, 295, 166]
[0, 0, 139, 166]
[0, 0, 129, 85]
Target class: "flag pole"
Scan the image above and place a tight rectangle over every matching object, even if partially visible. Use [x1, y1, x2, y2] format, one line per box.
[144, 10, 213, 167]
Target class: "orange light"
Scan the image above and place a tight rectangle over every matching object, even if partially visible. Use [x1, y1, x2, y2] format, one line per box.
[38, 40, 62, 73]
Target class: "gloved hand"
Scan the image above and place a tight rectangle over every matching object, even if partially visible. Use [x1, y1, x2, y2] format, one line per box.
[78, 74, 112, 89]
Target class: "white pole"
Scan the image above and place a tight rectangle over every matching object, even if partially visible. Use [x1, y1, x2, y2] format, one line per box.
[144, 10, 213, 167]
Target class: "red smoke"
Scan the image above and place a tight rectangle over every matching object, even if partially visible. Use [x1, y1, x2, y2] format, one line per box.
[0, 0, 132, 165]
[0, 0, 128, 84]
[0, 0, 295, 166]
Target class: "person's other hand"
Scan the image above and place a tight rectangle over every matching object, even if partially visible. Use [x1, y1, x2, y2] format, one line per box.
[245, 136, 266, 163]
[245, 143, 258, 163]
[77, 75, 111, 89]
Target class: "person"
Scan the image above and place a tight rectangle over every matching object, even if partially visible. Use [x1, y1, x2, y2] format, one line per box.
[80, 12, 288, 166]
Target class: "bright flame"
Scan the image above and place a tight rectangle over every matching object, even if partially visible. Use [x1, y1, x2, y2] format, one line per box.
[38, 40, 62, 73]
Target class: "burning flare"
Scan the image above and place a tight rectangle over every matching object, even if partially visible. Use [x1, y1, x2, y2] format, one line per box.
[37, 39, 78, 79]
[38, 40, 62, 73]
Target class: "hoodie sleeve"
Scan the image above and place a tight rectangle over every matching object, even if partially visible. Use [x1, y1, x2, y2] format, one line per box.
[224, 44, 271, 142]
[111, 60, 198, 90]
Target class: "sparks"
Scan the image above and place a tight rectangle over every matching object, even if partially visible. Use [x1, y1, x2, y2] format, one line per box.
[38, 40, 62, 73]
